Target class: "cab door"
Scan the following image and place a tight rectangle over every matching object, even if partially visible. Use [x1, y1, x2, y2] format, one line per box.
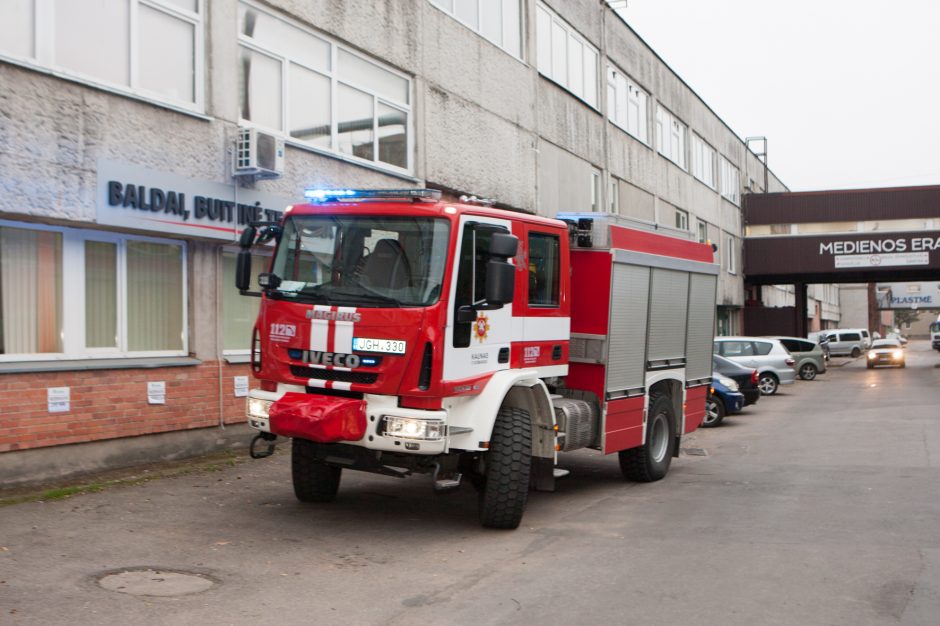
[442, 215, 514, 382]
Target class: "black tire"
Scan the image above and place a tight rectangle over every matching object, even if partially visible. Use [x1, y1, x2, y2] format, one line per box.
[702, 394, 725, 428]
[619, 394, 676, 482]
[867, 362, 874, 369]
[799, 363, 818, 381]
[479, 407, 531, 529]
[758, 372, 779, 395]
[850, 347, 861, 358]
[292, 438, 341, 503]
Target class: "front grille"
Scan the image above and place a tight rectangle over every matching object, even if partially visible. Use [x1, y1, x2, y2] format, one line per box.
[290, 365, 378, 385]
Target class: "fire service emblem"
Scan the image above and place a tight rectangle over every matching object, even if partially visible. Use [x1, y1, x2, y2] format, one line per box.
[473, 314, 490, 343]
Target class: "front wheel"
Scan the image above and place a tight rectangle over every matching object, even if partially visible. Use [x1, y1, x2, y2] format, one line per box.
[799, 363, 818, 381]
[292, 439, 342, 502]
[478, 407, 531, 529]
[758, 373, 779, 395]
[619, 394, 676, 482]
[702, 395, 725, 428]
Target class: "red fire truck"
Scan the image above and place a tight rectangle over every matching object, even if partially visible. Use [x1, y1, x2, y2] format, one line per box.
[236, 189, 718, 529]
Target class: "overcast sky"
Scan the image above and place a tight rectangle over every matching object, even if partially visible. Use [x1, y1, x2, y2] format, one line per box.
[618, 0, 940, 192]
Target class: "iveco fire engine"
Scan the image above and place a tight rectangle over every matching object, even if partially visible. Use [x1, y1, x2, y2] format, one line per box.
[236, 189, 718, 529]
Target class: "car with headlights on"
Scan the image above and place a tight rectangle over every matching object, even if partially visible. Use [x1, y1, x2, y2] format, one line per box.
[703, 377, 745, 428]
[712, 354, 760, 406]
[713, 337, 797, 395]
[866, 339, 906, 369]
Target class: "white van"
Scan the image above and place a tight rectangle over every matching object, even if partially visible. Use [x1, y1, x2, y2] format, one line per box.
[817, 329, 870, 357]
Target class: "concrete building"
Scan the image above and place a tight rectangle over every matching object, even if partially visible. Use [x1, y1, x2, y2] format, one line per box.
[0, 0, 820, 481]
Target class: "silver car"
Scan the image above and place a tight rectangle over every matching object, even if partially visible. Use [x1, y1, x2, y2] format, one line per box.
[714, 337, 797, 395]
[774, 336, 828, 381]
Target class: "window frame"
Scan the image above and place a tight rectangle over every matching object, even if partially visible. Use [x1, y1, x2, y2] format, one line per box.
[238, 0, 414, 176]
[526, 231, 561, 308]
[691, 133, 717, 189]
[0, 0, 205, 114]
[655, 104, 688, 170]
[535, 2, 599, 109]
[221, 247, 272, 356]
[720, 156, 741, 205]
[675, 209, 689, 232]
[696, 220, 707, 244]
[606, 64, 650, 145]
[0, 219, 188, 362]
[725, 233, 736, 274]
[428, 0, 523, 59]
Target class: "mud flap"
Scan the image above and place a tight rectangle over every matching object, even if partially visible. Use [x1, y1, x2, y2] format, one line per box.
[529, 456, 556, 492]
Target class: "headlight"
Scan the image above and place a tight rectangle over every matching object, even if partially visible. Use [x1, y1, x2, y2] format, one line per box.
[868, 351, 877, 359]
[718, 377, 739, 391]
[247, 398, 273, 419]
[380, 416, 445, 441]
[893, 350, 903, 359]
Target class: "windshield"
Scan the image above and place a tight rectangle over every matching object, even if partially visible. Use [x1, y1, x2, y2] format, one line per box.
[269, 215, 450, 307]
[931, 322, 940, 333]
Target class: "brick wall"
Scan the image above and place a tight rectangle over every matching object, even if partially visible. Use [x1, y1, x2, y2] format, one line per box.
[0, 361, 251, 453]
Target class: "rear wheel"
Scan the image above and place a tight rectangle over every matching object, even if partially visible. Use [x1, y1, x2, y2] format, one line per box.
[619, 394, 676, 482]
[850, 347, 861, 358]
[758, 373, 779, 395]
[292, 439, 342, 503]
[702, 395, 725, 427]
[799, 363, 818, 381]
[478, 407, 531, 529]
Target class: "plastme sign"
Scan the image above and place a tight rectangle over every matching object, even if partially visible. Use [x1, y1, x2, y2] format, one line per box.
[875, 282, 940, 309]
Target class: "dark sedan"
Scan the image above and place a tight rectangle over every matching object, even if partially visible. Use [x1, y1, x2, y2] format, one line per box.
[712, 354, 760, 406]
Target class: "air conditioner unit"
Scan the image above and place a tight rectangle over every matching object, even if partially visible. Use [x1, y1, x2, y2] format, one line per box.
[234, 127, 285, 177]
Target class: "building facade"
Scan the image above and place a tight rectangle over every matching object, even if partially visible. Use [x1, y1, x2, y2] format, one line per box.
[1, 0, 798, 480]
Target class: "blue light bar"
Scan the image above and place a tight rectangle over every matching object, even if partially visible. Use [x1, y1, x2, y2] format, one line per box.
[303, 188, 442, 202]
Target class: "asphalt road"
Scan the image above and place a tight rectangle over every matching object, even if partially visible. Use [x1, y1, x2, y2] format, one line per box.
[2, 342, 939, 625]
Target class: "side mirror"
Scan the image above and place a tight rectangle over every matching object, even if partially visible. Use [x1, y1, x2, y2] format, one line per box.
[485, 259, 515, 305]
[257, 225, 282, 245]
[235, 249, 253, 291]
[489, 232, 518, 258]
[238, 226, 257, 249]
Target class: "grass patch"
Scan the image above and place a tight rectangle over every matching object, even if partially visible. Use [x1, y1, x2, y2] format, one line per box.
[0, 449, 252, 508]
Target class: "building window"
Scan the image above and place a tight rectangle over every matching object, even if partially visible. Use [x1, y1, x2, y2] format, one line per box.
[720, 157, 741, 205]
[697, 220, 707, 244]
[429, 0, 522, 58]
[221, 250, 270, 353]
[726, 233, 736, 274]
[691, 134, 717, 189]
[528, 233, 560, 307]
[591, 169, 601, 211]
[675, 209, 689, 231]
[0, 0, 204, 111]
[656, 105, 687, 170]
[606, 66, 649, 144]
[609, 178, 619, 212]
[239, 2, 412, 173]
[536, 3, 598, 108]
[0, 222, 186, 360]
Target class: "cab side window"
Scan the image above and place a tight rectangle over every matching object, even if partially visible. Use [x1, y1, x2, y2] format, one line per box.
[528, 232, 560, 307]
[453, 225, 494, 348]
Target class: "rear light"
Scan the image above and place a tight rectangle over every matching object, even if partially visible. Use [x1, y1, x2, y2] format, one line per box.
[785, 358, 795, 366]
[750, 370, 759, 384]
[260, 380, 277, 392]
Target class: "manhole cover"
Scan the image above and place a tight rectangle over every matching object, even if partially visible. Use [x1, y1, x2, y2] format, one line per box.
[97, 568, 215, 597]
[682, 448, 708, 456]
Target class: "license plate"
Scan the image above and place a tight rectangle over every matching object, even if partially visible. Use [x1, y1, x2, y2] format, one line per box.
[353, 337, 406, 354]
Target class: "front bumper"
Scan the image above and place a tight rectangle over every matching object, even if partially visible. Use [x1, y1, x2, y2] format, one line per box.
[247, 390, 451, 455]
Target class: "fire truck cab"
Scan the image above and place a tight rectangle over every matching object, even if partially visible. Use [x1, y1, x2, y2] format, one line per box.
[237, 189, 718, 529]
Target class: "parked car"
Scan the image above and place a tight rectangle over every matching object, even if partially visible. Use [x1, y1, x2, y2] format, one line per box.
[817, 329, 867, 358]
[773, 336, 828, 381]
[712, 354, 760, 406]
[867, 339, 906, 369]
[713, 337, 797, 395]
[703, 377, 745, 427]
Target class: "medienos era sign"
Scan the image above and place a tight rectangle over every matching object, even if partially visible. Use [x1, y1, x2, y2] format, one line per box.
[819, 235, 940, 269]
[875, 282, 940, 309]
[96, 159, 296, 241]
